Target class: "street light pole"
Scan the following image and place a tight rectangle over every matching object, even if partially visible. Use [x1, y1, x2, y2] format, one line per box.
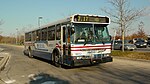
[38, 16, 43, 28]
[16, 28, 18, 45]
[112, 30, 116, 50]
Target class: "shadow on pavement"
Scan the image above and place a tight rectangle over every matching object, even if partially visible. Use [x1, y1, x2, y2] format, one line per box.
[32, 56, 101, 69]
[28, 72, 70, 84]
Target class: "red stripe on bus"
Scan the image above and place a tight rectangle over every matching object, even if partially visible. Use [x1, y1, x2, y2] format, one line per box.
[71, 45, 111, 48]
[71, 48, 111, 51]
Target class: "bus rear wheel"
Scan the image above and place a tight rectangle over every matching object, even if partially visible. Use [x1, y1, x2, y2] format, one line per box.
[28, 47, 33, 58]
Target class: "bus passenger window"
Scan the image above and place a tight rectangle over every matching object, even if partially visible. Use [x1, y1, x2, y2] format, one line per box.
[41, 28, 47, 41]
[36, 30, 41, 41]
[56, 25, 61, 40]
[48, 26, 55, 40]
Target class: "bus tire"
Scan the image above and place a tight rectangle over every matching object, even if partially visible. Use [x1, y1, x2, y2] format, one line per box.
[23, 50, 27, 55]
[28, 47, 33, 58]
[53, 51, 60, 67]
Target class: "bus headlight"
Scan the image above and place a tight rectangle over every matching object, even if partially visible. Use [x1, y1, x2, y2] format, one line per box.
[104, 54, 110, 57]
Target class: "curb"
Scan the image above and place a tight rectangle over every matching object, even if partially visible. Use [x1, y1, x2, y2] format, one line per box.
[0, 53, 11, 71]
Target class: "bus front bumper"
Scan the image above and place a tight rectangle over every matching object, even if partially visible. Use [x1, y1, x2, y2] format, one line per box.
[73, 56, 113, 66]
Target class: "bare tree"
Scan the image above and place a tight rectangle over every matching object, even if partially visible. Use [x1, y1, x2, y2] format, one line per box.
[137, 21, 147, 39]
[102, 0, 147, 52]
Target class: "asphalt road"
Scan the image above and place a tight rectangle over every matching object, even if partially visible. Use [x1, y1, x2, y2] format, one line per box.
[0, 44, 150, 84]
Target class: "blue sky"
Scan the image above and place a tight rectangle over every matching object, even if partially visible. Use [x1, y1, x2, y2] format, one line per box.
[0, 0, 150, 36]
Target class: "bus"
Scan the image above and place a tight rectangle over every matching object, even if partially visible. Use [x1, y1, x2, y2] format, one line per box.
[23, 14, 113, 67]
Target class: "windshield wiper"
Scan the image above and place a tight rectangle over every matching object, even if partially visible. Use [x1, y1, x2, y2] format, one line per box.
[102, 40, 105, 45]
[100, 38, 105, 45]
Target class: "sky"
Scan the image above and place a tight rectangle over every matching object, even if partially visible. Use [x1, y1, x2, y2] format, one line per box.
[0, 0, 150, 36]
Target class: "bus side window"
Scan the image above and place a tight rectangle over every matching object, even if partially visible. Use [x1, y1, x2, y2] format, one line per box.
[36, 30, 41, 41]
[41, 28, 47, 41]
[48, 26, 55, 40]
[32, 31, 36, 41]
[28, 32, 32, 41]
[25, 32, 31, 41]
[56, 25, 61, 40]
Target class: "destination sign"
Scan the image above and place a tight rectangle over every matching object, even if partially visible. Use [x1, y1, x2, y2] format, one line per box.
[74, 15, 109, 23]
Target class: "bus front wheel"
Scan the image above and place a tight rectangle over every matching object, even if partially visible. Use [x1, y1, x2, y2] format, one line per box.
[53, 52, 60, 67]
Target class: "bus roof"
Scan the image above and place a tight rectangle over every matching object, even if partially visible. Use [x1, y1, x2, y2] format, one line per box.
[25, 14, 110, 33]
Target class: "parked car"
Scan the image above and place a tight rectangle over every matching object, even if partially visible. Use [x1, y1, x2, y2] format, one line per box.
[133, 38, 147, 43]
[147, 36, 150, 47]
[134, 39, 147, 48]
[112, 40, 136, 51]
[147, 40, 150, 47]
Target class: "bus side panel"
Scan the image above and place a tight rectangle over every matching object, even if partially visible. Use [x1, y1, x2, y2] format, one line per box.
[32, 41, 52, 60]
[33, 50, 52, 60]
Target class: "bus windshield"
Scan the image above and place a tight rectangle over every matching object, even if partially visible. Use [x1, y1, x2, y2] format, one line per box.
[71, 23, 111, 44]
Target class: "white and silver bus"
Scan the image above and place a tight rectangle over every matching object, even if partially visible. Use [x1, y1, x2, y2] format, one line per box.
[24, 14, 113, 67]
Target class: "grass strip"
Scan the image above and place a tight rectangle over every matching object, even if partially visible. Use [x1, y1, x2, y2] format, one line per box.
[111, 51, 150, 60]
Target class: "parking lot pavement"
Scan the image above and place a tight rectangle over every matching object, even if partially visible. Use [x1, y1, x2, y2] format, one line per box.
[0, 52, 11, 71]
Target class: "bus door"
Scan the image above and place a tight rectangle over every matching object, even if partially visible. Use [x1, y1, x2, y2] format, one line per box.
[61, 25, 67, 63]
[61, 25, 71, 64]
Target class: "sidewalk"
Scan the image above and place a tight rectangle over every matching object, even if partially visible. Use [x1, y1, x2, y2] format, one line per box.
[0, 49, 11, 71]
